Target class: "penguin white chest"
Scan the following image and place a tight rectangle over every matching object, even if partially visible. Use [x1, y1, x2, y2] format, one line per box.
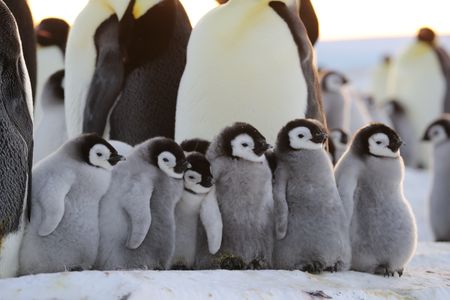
[176, 4, 307, 143]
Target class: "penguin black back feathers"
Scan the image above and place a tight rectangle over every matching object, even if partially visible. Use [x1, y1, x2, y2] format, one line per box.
[4, 0, 36, 99]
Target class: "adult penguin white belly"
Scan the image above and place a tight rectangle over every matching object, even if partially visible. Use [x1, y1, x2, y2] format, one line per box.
[65, 0, 133, 139]
[371, 55, 392, 105]
[0, 2, 34, 278]
[34, 19, 69, 127]
[389, 28, 450, 168]
[175, 0, 324, 143]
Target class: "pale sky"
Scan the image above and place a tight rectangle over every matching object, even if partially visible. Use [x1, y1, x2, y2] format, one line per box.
[28, 0, 450, 41]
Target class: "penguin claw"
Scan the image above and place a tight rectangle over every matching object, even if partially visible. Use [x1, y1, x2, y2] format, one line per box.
[302, 261, 324, 274]
[246, 258, 268, 270]
[220, 256, 246, 270]
[398, 269, 404, 277]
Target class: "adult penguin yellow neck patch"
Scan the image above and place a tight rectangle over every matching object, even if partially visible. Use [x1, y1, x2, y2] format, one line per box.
[133, 0, 161, 19]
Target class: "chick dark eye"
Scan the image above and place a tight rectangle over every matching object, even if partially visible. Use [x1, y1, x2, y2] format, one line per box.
[163, 158, 169, 162]
[242, 143, 248, 147]
[376, 141, 382, 145]
[298, 134, 304, 138]
[96, 152, 102, 157]
[189, 176, 195, 180]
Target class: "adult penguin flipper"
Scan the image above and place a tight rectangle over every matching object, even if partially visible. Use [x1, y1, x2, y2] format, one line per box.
[269, 1, 326, 126]
[82, 16, 124, 137]
[434, 47, 450, 113]
[299, 0, 319, 45]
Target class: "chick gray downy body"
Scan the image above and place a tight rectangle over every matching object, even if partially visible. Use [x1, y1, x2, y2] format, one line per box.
[335, 124, 417, 276]
[19, 134, 122, 275]
[96, 138, 186, 270]
[197, 123, 273, 269]
[423, 116, 450, 241]
[273, 119, 350, 273]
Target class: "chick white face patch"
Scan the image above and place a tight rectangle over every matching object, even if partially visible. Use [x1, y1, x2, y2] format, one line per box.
[428, 125, 448, 144]
[231, 134, 265, 162]
[89, 144, 113, 170]
[158, 151, 182, 179]
[368, 133, 398, 158]
[184, 170, 212, 194]
[289, 127, 323, 150]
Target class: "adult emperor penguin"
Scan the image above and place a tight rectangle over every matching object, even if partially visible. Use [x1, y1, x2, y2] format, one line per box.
[335, 124, 417, 276]
[66, 0, 192, 144]
[273, 119, 350, 273]
[172, 153, 222, 269]
[175, 0, 325, 144]
[388, 27, 450, 168]
[96, 138, 188, 270]
[34, 18, 69, 125]
[4, 0, 36, 99]
[422, 115, 450, 241]
[371, 55, 392, 105]
[215, 0, 319, 45]
[33, 70, 67, 164]
[0, 1, 34, 278]
[197, 122, 274, 269]
[20, 134, 123, 275]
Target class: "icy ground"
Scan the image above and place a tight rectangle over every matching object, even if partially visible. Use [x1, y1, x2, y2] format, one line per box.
[1, 168, 449, 300]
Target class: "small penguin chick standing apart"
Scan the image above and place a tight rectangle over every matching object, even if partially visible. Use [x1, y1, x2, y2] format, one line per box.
[172, 153, 222, 269]
[335, 123, 417, 277]
[273, 119, 351, 273]
[96, 137, 188, 270]
[329, 128, 349, 165]
[19, 134, 124, 275]
[197, 122, 274, 270]
[422, 115, 450, 241]
[180, 138, 211, 156]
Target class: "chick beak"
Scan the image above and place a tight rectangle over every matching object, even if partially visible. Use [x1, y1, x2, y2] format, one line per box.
[108, 154, 125, 166]
[312, 132, 328, 144]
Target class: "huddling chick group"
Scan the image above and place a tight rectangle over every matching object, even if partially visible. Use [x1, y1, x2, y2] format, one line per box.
[21, 115, 446, 278]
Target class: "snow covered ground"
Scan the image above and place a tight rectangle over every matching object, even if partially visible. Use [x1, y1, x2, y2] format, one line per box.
[0, 168, 449, 300]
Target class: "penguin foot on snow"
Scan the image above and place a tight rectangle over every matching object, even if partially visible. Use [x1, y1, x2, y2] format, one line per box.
[299, 261, 324, 274]
[324, 261, 344, 273]
[375, 264, 402, 277]
[171, 263, 192, 271]
[246, 258, 269, 270]
[218, 254, 246, 270]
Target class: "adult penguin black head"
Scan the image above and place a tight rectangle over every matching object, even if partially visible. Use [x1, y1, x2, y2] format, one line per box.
[0, 1, 34, 277]
[4, 0, 36, 99]
[215, 0, 319, 44]
[36, 18, 70, 54]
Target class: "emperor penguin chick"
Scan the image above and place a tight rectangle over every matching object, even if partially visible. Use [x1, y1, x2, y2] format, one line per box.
[335, 123, 417, 277]
[329, 128, 349, 165]
[172, 153, 222, 269]
[423, 115, 450, 241]
[96, 138, 188, 270]
[19, 134, 124, 275]
[201, 122, 273, 269]
[180, 138, 211, 156]
[273, 119, 350, 273]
